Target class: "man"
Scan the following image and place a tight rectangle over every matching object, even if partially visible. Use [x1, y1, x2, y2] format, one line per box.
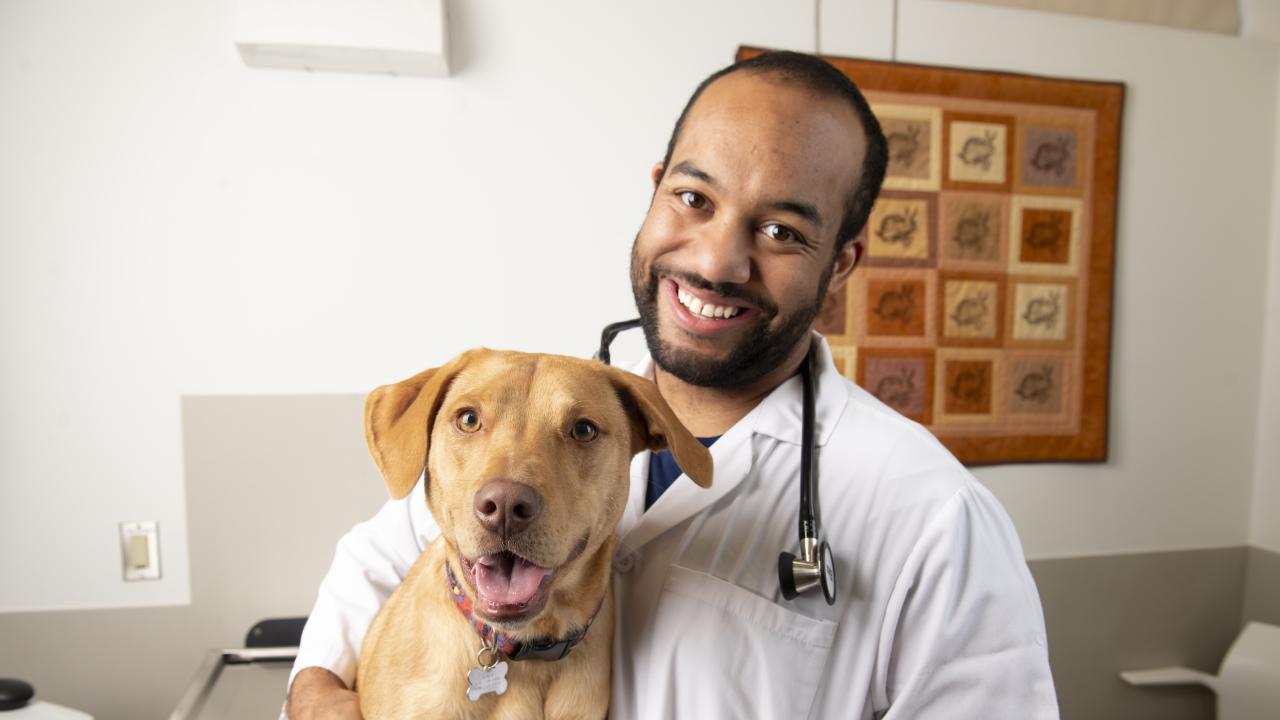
[288, 51, 1059, 718]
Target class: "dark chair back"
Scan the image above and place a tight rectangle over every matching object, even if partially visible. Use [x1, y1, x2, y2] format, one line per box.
[245, 617, 307, 647]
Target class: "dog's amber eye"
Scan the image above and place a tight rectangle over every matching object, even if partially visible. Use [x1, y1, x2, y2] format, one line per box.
[570, 420, 598, 443]
[455, 409, 482, 434]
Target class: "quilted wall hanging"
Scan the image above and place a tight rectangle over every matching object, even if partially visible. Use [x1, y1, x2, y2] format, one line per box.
[738, 47, 1124, 464]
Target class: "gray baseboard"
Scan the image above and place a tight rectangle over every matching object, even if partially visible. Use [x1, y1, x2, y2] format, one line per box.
[1244, 545, 1280, 628]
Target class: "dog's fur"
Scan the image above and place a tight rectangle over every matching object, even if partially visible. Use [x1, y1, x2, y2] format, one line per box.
[356, 349, 712, 719]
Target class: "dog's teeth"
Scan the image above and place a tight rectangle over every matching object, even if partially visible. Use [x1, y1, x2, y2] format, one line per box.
[688, 297, 703, 315]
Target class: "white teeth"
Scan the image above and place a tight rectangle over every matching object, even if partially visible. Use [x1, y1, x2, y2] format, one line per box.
[676, 285, 741, 320]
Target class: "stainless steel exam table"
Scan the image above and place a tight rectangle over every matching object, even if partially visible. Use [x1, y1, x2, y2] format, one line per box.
[170, 647, 296, 720]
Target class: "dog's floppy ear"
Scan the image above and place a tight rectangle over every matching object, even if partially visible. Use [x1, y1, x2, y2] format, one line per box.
[364, 352, 472, 499]
[609, 370, 713, 489]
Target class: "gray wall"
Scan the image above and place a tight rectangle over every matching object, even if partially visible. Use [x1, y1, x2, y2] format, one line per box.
[1244, 546, 1280, 628]
[0, 395, 1275, 719]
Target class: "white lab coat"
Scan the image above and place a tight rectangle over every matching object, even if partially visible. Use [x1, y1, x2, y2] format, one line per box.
[291, 336, 1059, 718]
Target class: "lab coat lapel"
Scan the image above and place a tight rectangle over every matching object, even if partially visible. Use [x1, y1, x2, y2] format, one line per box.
[748, 334, 847, 448]
[619, 421, 753, 552]
[614, 336, 843, 552]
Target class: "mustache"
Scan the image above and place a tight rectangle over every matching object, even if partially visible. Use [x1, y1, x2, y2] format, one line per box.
[651, 264, 779, 317]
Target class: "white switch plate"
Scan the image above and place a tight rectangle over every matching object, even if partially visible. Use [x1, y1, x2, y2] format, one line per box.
[120, 521, 161, 581]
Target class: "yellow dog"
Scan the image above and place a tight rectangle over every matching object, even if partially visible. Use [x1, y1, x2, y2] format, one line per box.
[356, 349, 712, 718]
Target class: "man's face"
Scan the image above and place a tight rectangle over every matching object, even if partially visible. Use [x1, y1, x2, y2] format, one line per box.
[631, 71, 866, 388]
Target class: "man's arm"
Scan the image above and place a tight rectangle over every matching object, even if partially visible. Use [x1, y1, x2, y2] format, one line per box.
[875, 481, 1059, 719]
[286, 477, 438, 718]
[286, 668, 361, 720]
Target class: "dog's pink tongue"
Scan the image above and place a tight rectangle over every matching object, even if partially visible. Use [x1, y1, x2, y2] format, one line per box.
[475, 553, 552, 606]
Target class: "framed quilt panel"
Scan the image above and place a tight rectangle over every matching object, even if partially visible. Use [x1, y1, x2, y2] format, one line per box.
[738, 47, 1124, 464]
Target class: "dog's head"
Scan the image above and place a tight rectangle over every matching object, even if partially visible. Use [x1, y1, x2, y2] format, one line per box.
[364, 349, 712, 627]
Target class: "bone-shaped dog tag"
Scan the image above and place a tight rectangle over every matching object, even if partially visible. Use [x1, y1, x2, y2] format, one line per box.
[466, 661, 508, 702]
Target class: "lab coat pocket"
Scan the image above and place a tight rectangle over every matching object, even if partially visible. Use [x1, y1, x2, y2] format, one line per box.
[654, 564, 837, 719]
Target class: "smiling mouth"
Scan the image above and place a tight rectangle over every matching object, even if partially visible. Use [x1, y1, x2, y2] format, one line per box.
[676, 285, 743, 319]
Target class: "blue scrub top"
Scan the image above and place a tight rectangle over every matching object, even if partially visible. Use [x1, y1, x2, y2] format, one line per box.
[644, 436, 719, 510]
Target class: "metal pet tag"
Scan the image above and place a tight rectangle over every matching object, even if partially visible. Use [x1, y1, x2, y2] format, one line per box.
[466, 662, 508, 701]
[466, 644, 509, 702]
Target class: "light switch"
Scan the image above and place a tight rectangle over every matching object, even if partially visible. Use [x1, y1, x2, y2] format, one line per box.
[127, 534, 150, 569]
[120, 521, 161, 581]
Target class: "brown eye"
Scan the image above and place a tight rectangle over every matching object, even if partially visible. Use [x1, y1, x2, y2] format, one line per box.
[679, 190, 707, 209]
[570, 420, 598, 443]
[455, 409, 481, 433]
[763, 223, 802, 244]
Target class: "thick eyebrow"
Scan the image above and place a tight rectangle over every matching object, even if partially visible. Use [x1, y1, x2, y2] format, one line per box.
[766, 199, 824, 230]
[670, 160, 824, 230]
[669, 160, 716, 187]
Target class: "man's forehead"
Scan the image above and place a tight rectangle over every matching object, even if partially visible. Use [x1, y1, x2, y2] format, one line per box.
[670, 71, 866, 209]
[685, 70, 855, 130]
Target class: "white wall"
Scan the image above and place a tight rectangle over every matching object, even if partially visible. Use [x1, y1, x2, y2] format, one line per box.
[0, 0, 818, 611]
[1251, 66, 1280, 554]
[2, 0, 1277, 611]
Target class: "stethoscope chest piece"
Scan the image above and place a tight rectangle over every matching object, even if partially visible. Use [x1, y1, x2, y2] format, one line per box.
[778, 538, 836, 606]
[820, 541, 836, 605]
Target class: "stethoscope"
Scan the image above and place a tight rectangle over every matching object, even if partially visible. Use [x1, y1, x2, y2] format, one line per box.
[595, 319, 836, 606]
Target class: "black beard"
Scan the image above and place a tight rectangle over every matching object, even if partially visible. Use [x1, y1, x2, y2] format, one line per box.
[629, 244, 831, 389]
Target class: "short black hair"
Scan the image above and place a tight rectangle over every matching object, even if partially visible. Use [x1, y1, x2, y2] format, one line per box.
[658, 51, 888, 254]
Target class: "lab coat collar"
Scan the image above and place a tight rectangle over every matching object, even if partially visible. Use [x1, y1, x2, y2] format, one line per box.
[615, 333, 848, 550]
[749, 334, 848, 449]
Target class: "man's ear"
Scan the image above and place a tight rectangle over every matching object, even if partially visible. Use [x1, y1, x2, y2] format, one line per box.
[826, 239, 861, 298]
[363, 351, 475, 499]
[650, 161, 666, 188]
[608, 369, 712, 489]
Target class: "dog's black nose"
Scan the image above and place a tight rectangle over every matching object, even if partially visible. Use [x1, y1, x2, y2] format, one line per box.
[474, 480, 543, 538]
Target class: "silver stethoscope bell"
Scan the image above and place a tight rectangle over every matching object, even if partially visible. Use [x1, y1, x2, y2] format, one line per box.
[779, 537, 836, 605]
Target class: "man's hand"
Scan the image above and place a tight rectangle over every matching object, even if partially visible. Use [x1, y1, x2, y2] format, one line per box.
[286, 667, 363, 720]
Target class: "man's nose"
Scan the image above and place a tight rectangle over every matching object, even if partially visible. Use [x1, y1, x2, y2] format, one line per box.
[686, 216, 753, 286]
[473, 480, 543, 538]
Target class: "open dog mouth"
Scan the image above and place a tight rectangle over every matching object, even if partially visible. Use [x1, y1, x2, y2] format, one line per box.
[471, 551, 553, 608]
[459, 536, 589, 624]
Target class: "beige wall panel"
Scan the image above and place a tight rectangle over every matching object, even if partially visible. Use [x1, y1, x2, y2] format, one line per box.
[1028, 548, 1248, 720]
